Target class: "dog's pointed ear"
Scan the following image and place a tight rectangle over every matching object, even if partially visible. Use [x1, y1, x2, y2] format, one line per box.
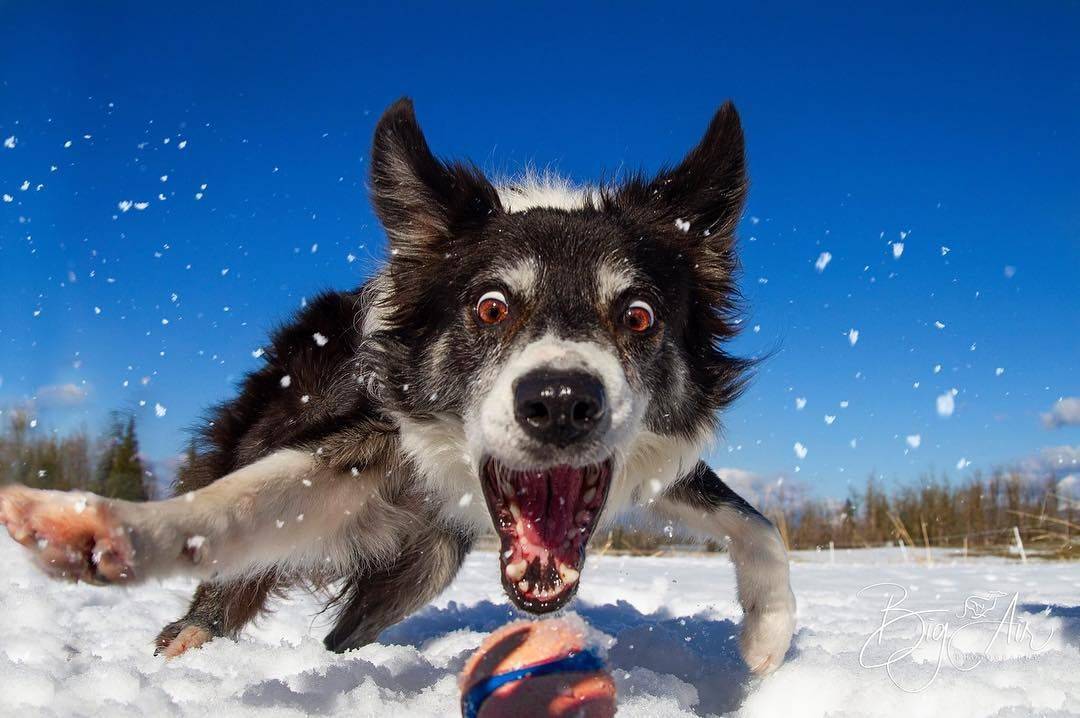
[620, 101, 747, 239]
[370, 98, 501, 252]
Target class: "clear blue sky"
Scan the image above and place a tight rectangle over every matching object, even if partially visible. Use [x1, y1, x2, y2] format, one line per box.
[1, 2, 1077, 497]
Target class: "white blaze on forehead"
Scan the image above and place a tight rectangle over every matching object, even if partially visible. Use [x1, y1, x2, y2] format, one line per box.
[494, 258, 539, 300]
[496, 171, 600, 214]
[596, 260, 635, 305]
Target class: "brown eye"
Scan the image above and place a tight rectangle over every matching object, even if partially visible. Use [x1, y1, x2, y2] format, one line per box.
[623, 300, 655, 333]
[476, 290, 510, 325]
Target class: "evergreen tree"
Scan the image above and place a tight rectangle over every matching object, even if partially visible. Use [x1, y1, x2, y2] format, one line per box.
[96, 415, 148, 501]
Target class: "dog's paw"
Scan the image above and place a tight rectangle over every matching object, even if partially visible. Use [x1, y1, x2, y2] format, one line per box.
[0, 485, 135, 584]
[740, 588, 796, 675]
[155, 621, 215, 659]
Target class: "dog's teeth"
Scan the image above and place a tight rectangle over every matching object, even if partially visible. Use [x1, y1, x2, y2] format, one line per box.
[558, 564, 580, 585]
[582, 487, 596, 504]
[509, 502, 521, 521]
[505, 559, 527, 581]
[517, 580, 530, 593]
[575, 510, 591, 526]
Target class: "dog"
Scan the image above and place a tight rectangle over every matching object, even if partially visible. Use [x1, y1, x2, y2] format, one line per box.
[0, 98, 796, 672]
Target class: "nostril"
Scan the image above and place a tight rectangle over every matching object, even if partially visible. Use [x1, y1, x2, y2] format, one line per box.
[521, 400, 550, 428]
[571, 398, 600, 427]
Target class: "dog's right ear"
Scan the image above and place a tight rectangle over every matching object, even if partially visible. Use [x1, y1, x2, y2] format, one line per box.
[370, 99, 501, 254]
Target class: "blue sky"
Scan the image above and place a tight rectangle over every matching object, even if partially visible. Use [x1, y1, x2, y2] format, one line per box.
[1, 3, 1077, 497]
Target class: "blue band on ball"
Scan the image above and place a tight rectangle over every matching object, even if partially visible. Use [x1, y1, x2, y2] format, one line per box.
[461, 648, 606, 718]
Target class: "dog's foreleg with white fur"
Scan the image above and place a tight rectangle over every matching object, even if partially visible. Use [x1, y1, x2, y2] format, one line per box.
[655, 462, 796, 674]
[0, 449, 381, 585]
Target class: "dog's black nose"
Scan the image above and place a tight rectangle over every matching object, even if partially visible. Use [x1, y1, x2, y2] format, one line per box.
[514, 371, 607, 447]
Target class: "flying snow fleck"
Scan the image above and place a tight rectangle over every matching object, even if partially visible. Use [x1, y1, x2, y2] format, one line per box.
[458, 493, 473, 508]
[154, 403, 167, 418]
[824, 415, 836, 425]
[848, 328, 859, 346]
[280, 375, 292, 388]
[674, 218, 691, 233]
[906, 434, 921, 449]
[956, 457, 972, 470]
[995, 367, 1005, 376]
[2, 194, 11, 203]
[934, 321, 945, 330]
[793, 442, 808, 460]
[313, 332, 328, 347]
[3, 136, 15, 149]
[252, 348, 264, 358]
[936, 389, 957, 418]
[814, 251, 832, 273]
[795, 397, 807, 410]
[891, 242, 904, 259]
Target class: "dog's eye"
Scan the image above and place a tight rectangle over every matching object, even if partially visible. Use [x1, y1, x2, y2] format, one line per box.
[622, 300, 655, 333]
[476, 290, 510, 325]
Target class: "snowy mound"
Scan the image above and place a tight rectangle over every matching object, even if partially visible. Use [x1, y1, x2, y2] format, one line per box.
[0, 542, 1077, 717]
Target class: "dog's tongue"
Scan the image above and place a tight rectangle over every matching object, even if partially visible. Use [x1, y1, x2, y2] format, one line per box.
[517, 466, 583, 545]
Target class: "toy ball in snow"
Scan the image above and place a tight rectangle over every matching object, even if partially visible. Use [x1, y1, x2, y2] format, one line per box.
[459, 617, 616, 718]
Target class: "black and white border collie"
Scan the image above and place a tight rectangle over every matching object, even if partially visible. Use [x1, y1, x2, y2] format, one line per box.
[0, 99, 796, 673]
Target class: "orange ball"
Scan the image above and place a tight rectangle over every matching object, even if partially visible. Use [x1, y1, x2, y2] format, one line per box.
[459, 618, 616, 718]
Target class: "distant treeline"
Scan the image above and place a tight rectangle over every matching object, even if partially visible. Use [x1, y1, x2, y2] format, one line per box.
[0, 409, 157, 501]
[598, 472, 1077, 558]
[3, 411, 1075, 557]
[770, 472, 1077, 557]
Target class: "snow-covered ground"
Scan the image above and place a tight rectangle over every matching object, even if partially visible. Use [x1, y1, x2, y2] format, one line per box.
[1, 540, 1078, 717]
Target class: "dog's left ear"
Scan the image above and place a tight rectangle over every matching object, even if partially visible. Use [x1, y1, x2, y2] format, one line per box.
[620, 101, 747, 239]
[370, 98, 501, 253]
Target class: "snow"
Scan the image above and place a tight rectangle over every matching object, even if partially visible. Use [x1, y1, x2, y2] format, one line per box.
[813, 252, 832, 273]
[1, 541, 1076, 717]
[936, 390, 957, 417]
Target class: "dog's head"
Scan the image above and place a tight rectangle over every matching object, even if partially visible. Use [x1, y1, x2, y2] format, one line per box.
[366, 99, 750, 613]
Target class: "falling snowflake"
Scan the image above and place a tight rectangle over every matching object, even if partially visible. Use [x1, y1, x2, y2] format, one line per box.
[795, 397, 807, 410]
[906, 434, 921, 449]
[3, 136, 15, 149]
[793, 442, 808, 460]
[814, 251, 832, 273]
[848, 328, 859, 346]
[936, 389, 957, 418]
[313, 332, 328, 347]
[154, 403, 167, 418]
[674, 218, 690, 233]
[891, 242, 904, 259]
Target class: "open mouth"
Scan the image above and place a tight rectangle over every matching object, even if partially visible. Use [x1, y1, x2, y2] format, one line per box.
[481, 458, 612, 613]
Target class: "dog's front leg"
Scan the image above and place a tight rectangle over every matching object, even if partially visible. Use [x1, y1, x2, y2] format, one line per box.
[0, 449, 375, 584]
[652, 462, 796, 675]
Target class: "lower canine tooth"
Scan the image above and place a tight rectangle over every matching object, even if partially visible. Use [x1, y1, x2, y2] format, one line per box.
[509, 503, 521, 520]
[558, 565, 580, 584]
[517, 580, 530, 593]
[505, 559, 527, 581]
[582, 487, 596, 504]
